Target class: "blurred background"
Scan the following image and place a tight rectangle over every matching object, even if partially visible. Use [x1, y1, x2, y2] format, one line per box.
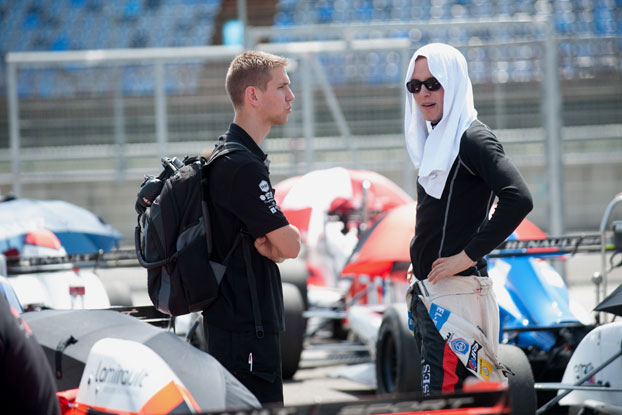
[0, 0, 620, 246]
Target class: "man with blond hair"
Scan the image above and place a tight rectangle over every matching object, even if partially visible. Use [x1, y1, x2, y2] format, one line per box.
[202, 51, 301, 405]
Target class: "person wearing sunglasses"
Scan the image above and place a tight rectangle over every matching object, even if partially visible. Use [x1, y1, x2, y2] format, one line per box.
[403, 43, 533, 396]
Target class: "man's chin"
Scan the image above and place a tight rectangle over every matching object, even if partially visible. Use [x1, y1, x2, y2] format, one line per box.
[273, 116, 289, 125]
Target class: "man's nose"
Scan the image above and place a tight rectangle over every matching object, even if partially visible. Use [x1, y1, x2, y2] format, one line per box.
[420, 85, 432, 96]
[287, 89, 295, 102]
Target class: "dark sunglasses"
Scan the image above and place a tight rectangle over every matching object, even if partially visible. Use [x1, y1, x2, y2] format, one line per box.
[406, 77, 442, 94]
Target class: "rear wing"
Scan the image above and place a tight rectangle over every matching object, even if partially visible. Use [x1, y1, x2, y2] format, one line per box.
[3, 247, 139, 274]
[489, 233, 607, 258]
[3, 231, 618, 274]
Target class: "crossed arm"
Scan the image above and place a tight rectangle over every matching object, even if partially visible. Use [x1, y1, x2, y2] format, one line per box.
[254, 224, 301, 263]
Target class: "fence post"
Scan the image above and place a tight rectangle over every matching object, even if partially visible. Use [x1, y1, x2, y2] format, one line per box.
[7, 61, 21, 197]
[401, 47, 415, 197]
[543, 14, 566, 278]
[302, 54, 315, 171]
[154, 61, 168, 161]
[114, 71, 127, 182]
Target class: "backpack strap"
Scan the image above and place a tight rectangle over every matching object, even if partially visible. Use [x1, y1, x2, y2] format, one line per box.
[241, 233, 264, 339]
[201, 141, 247, 258]
[206, 141, 249, 165]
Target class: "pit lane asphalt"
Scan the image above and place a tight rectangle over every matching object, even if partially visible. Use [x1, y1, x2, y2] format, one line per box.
[95, 252, 621, 406]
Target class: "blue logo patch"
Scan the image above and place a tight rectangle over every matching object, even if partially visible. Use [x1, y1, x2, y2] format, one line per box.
[429, 303, 450, 330]
[451, 338, 469, 355]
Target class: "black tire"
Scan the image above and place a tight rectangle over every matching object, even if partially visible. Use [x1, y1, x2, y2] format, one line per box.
[498, 344, 536, 415]
[278, 259, 308, 310]
[375, 303, 421, 394]
[280, 282, 306, 380]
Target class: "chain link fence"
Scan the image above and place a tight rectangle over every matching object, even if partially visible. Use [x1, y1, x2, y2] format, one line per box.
[1, 17, 621, 239]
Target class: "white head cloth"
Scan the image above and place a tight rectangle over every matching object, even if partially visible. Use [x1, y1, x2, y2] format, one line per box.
[404, 43, 478, 199]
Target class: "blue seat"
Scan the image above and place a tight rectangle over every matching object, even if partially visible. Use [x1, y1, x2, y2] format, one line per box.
[23, 8, 41, 30]
[123, 0, 142, 19]
[51, 35, 69, 51]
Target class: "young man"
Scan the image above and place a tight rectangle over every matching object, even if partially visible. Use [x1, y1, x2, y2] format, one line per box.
[404, 43, 533, 395]
[202, 51, 301, 405]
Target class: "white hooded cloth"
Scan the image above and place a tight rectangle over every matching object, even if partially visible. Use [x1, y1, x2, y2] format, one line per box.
[404, 43, 478, 199]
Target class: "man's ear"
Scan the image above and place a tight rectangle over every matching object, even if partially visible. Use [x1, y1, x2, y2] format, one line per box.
[245, 86, 260, 108]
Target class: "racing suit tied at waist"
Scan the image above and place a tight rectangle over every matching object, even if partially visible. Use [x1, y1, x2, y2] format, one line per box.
[406, 276, 507, 383]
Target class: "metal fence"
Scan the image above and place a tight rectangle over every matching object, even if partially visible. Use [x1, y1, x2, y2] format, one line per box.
[2, 16, 621, 236]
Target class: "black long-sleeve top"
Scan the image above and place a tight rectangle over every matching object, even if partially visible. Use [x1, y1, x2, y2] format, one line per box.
[410, 120, 533, 280]
[0, 294, 60, 415]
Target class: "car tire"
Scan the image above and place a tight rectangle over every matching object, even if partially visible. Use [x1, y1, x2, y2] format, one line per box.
[498, 344, 536, 415]
[280, 282, 306, 380]
[278, 259, 308, 310]
[375, 303, 421, 394]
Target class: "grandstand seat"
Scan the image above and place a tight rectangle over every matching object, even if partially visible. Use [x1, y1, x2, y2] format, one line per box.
[0, 0, 224, 98]
[51, 35, 69, 51]
[1, 0, 620, 98]
[269, 0, 621, 86]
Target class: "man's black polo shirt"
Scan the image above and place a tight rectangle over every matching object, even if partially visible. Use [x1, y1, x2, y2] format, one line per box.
[202, 123, 289, 334]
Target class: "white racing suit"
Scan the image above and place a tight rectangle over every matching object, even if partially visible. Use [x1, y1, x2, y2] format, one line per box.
[406, 275, 507, 394]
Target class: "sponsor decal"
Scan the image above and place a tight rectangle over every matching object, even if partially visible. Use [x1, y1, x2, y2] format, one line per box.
[422, 364, 431, 395]
[95, 361, 149, 388]
[478, 357, 493, 380]
[258, 180, 270, 192]
[257, 181, 281, 214]
[574, 362, 595, 384]
[500, 235, 601, 251]
[429, 303, 450, 330]
[450, 338, 469, 355]
[467, 341, 481, 372]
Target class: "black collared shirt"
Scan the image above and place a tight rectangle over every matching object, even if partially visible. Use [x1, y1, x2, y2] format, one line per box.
[202, 123, 289, 333]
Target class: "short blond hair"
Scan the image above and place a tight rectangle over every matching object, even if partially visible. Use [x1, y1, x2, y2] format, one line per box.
[225, 50, 289, 109]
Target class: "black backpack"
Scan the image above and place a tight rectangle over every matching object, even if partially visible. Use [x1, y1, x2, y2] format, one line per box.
[134, 142, 245, 316]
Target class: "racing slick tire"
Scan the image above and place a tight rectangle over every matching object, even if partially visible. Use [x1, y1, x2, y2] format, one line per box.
[498, 344, 536, 415]
[280, 282, 306, 380]
[278, 258, 309, 310]
[375, 303, 421, 394]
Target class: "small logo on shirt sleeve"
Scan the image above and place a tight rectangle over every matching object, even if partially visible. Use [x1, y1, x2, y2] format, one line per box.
[258, 180, 270, 192]
[257, 180, 281, 214]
